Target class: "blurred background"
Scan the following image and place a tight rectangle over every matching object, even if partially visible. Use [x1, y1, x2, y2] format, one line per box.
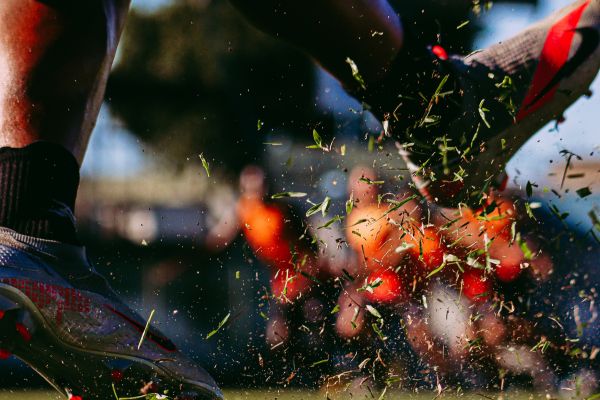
[1, 0, 599, 396]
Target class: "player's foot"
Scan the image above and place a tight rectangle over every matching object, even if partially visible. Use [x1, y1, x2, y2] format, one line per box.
[382, 0, 600, 206]
[0, 228, 222, 400]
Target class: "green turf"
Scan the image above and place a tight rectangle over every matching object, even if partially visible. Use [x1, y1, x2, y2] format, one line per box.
[0, 390, 548, 400]
[224, 390, 547, 400]
[0, 391, 61, 400]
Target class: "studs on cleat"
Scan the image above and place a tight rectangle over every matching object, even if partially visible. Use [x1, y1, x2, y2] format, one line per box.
[66, 388, 84, 400]
[431, 44, 449, 61]
[15, 322, 32, 342]
[585, 89, 593, 98]
[0, 307, 33, 343]
[0, 349, 11, 359]
[111, 369, 124, 382]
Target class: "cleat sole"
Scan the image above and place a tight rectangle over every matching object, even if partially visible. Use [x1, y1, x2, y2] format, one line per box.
[0, 283, 221, 399]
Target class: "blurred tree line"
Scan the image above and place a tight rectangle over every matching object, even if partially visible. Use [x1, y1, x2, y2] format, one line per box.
[107, 0, 317, 173]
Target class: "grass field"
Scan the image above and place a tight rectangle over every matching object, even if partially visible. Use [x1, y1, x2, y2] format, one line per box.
[0, 390, 550, 400]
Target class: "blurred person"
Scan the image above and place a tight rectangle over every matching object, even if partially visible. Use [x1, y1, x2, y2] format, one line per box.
[341, 168, 565, 387]
[0, 1, 598, 399]
[433, 195, 517, 250]
[345, 165, 421, 273]
[203, 185, 240, 251]
[237, 165, 317, 302]
[238, 165, 290, 268]
[309, 213, 354, 278]
[403, 287, 479, 384]
[237, 164, 322, 366]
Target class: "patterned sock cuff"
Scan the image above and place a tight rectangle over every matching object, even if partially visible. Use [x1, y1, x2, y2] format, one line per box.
[0, 142, 80, 244]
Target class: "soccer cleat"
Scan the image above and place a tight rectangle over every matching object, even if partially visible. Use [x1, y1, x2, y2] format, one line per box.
[0, 228, 222, 399]
[386, 0, 600, 207]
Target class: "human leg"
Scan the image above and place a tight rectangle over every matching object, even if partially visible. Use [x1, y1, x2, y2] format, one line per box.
[229, 0, 403, 88]
[0, 2, 222, 398]
[0, 0, 130, 243]
[233, 0, 600, 207]
[0, 0, 129, 160]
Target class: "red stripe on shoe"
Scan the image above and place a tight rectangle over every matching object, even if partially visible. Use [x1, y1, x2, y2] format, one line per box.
[15, 323, 32, 342]
[516, 0, 591, 121]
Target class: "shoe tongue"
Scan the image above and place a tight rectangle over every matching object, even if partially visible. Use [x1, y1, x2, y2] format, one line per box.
[0, 227, 94, 278]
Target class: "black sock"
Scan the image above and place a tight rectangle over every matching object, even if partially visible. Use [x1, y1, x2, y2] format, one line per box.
[0, 142, 80, 245]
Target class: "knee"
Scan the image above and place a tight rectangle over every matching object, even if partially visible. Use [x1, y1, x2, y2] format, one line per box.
[39, 0, 129, 53]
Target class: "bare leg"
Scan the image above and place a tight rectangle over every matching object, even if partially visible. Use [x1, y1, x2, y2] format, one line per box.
[230, 0, 403, 89]
[0, 0, 130, 162]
